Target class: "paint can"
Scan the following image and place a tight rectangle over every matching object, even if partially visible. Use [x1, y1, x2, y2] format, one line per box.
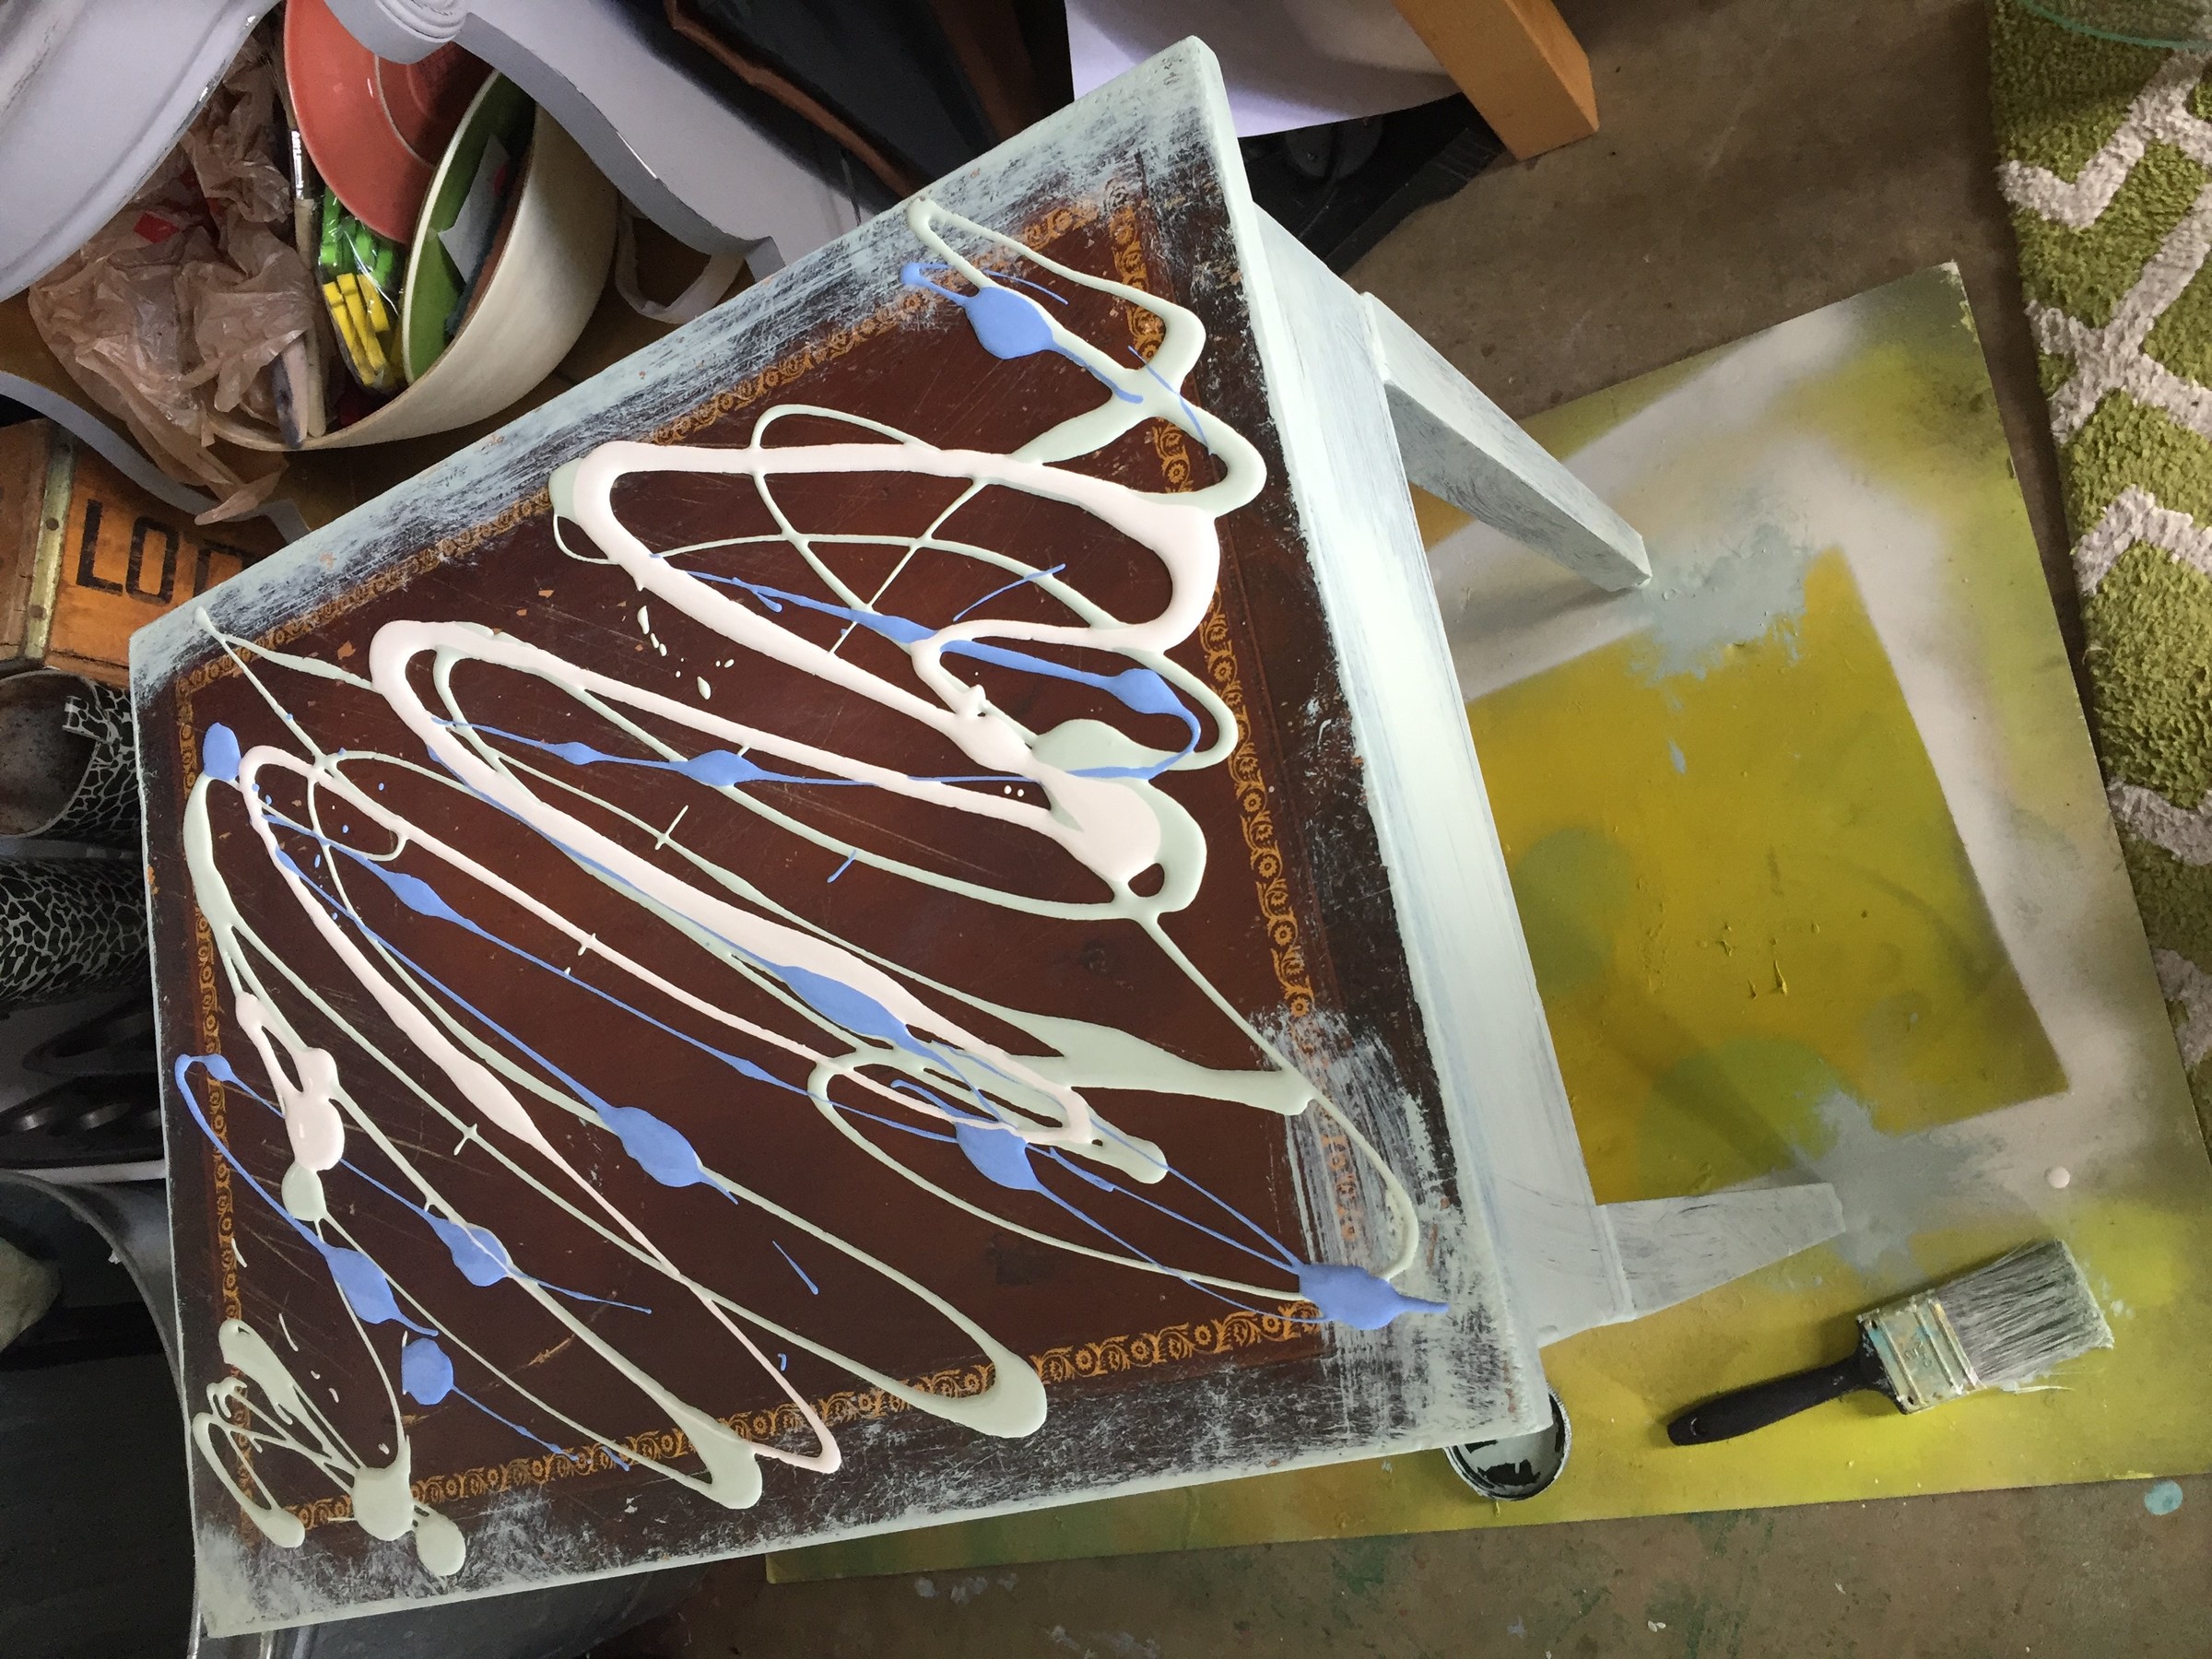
[1444, 1390, 1571, 1500]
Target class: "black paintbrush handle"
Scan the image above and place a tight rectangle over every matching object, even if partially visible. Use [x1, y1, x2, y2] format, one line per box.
[1667, 1339, 1892, 1445]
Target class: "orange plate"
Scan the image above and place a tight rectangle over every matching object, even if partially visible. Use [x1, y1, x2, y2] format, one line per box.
[284, 0, 488, 242]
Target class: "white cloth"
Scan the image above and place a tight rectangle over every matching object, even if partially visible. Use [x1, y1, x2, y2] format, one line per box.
[1066, 0, 1455, 137]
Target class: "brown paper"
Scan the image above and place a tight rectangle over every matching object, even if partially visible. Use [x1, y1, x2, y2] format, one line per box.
[27, 32, 312, 522]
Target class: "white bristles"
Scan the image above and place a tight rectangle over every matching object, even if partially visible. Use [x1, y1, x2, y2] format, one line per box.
[1939, 1240, 2112, 1388]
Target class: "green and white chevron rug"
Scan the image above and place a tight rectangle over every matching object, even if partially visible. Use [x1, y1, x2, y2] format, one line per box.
[1994, 0, 2212, 1134]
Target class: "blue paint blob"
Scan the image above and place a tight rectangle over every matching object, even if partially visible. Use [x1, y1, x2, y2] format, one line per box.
[402, 1336, 455, 1406]
[1102, 665, 1182, 718]
[961, 285, 1055, 360]
[375, 867, 466, 924]
[956, 1120, 1046, 1194]
[673, 748, 770, 788]
[176, 1051, 241, 1092]
[2147, 1479, 2185, 1516]
[597, 1103, 707, 1187]
[322, 1244, 415, 1328]
[201, 724, 241, 783]
[427, 1215, 514, 1287]
[1296, 1263, 1449, 1330]
[716, 1051, 785, 1088]
[835, 608, 932, 645]
[771, 960, 921, 1052]
[546, 739, 616, 766]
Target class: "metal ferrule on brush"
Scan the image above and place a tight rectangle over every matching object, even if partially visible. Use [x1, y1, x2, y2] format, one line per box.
[1860, 1290, 1978, 1412]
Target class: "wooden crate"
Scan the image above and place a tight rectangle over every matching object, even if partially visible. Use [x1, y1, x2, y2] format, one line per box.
[0, 420, 281, 685]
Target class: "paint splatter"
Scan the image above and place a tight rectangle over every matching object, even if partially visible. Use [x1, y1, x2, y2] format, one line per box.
[1631, 522, 1822, 682]
[2146, 1478, 2184, 1515]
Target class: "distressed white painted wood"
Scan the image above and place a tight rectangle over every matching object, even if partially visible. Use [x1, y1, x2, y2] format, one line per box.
[1250, 218, 1619, 1363]
[113, 51, 1839, 1611]
[1362, 292, 1650, 591]
[1240, 210, 1551, 1434]
[1245, 216, 1836, 1357]
[1601, 1187, 1847, 1321]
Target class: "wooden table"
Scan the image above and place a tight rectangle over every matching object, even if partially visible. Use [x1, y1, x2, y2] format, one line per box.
[135, 40, 1833, 1634]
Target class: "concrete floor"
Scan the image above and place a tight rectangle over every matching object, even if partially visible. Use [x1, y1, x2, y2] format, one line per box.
[599, 3, 2210, 1653]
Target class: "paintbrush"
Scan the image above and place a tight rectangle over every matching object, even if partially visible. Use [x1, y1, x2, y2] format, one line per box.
[1667, 1240, 2112, 1445]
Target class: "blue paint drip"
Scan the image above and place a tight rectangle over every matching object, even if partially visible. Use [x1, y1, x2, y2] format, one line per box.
[323, 1243, 419, 1330]
[402, 1335, 455, 1405]
[427, 1215, 515, 1287]
[453, 1385, 586, 1465]
[171, 1053, 432, 1335]
[378, 867, 468, 924]
[955, 1119, 1046, 1193]
[770, 959, 925, 1055]
[951, 563, 1066, 623]
[629, 573, 1203, 775]
[900, 264, 1140, 401]
[312, 835, 800, 1102]
[772, 1240, 820, 1295]
[2147, 1479, 2185, 1515]
[178, 1050, 240, 1090]
[202, 724, 242, 784]
[274, 848, 722, 1193]
[831, 1101, 958, 1144]
[958, 284, 1055, 360]
[1126, 345, 1211, 453]
[596, 1102, 708, 1188]
[673, 749, 772, 788]
[1296, 1263, 1449, 1330]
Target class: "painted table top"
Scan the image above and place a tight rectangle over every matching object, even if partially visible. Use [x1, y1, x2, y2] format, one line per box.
[135, 43, 1531, 1632]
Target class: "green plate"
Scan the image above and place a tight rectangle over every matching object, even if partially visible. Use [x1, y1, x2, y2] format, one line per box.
[398, 74, 535, 384]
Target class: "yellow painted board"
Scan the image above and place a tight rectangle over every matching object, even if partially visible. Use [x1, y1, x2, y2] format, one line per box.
[771, 266, 2212, 1583]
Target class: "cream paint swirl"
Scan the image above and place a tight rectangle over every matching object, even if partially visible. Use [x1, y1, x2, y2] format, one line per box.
[178, 199, 1445, 1579]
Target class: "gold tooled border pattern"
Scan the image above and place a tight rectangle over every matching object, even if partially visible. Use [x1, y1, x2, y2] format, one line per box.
[276, 1305, 1308, 1526]
[1105, 201, 1315, 1018]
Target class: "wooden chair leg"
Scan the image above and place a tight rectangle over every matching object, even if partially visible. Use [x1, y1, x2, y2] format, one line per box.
[1361, 293, 1650, 591]
[1390, 0, 1599, 159]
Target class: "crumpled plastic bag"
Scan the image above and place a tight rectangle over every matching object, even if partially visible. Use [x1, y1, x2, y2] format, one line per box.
[28, 31, 316, 522]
